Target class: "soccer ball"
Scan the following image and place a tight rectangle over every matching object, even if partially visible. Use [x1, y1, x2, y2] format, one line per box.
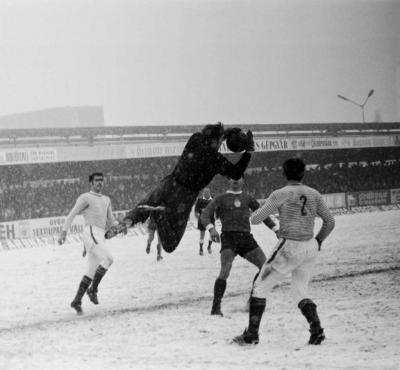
[226, 129, 248, 152]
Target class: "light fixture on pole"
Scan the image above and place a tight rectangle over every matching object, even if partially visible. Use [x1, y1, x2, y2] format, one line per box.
[337, 89, 374, 123]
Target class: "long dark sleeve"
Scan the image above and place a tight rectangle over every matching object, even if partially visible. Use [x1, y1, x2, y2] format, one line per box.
[217, 152, 252, 180]
[194, 199, 201, 214]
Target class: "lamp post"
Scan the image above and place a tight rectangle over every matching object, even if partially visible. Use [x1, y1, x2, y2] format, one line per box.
[337, 89, 374, 123]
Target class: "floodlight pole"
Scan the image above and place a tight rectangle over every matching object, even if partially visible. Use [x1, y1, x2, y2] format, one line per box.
[337, 89, 374, 123]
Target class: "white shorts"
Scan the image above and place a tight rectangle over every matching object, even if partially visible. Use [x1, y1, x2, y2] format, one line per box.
[82, 225, 105, 252]
[268, 238, 319, 275]
[82, 225, 113, 276]
[253, 237, 319, 302]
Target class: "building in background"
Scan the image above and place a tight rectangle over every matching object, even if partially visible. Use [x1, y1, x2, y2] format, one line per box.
[0, 106, 104, 129]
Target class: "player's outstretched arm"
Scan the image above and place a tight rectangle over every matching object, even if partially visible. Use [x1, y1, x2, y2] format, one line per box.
[216, 130, 254, 180]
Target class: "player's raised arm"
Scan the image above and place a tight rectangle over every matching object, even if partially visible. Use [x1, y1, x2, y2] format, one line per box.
[315, 195, 335, 248]
[217, 153, 252, 180]
[217, 130, 254, 180]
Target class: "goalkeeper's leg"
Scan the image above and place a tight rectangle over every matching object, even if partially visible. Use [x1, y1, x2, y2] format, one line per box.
[105, 187, 162, 239]
[105, 222, 129, 239]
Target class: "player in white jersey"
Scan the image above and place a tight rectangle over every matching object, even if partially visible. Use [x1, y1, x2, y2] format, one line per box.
[233, 158, 335, 346]
[58, 172, 120, 315]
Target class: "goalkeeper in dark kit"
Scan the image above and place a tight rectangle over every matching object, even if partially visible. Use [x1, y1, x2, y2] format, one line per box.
[105, 122, 254, 253]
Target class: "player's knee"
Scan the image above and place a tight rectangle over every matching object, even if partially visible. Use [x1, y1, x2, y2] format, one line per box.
[219, 263, 232, 280]
[103, 255, 114, 268]
[259, 264, 274, 280]
[86, 271, 96, 280]
[291, 286, 308, 304]
[252, 282, 267, 299]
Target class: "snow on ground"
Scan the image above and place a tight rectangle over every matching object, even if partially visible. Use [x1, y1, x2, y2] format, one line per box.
[0, 211, 399, 370]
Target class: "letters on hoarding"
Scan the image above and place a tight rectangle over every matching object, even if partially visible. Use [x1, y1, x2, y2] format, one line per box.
[357, 190, 389, 206]
[1, 135, 399, 165]
[347, 190, 390, 207]
[321, 193, 346, 209]
[0, 216, 84, 240]
[0, 148, 57, 165]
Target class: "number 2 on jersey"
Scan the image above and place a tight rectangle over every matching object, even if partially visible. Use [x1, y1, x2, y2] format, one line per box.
[300, 195, 307, 216]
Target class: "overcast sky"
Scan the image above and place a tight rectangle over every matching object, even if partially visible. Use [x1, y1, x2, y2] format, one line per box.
[0, 0, 399, 126]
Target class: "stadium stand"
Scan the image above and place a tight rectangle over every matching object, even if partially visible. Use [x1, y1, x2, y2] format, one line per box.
[1, 154, 400, 221]
[1, 122, 399, 222]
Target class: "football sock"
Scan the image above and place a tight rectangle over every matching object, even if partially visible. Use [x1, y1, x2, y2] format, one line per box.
[212, 278, 227, 309]
[298, 298, 321, 331]
[248, 297, 266, 334]
[73, 275, 92, 303]
[157, 242, 162, 256]
[90, 266, 107, 293]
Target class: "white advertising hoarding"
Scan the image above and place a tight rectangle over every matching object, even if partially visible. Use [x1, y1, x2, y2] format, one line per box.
[1, 134, 399, 165]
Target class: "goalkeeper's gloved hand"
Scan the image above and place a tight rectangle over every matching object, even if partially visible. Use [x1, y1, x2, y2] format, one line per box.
[244, 130, 255, 152]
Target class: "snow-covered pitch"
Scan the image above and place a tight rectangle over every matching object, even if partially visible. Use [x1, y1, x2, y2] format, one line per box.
[0, 211, 399, 370]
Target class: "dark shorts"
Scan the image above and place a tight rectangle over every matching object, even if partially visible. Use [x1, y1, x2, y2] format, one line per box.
[220, 231, 260, 258]
[125, 175, 198, 254]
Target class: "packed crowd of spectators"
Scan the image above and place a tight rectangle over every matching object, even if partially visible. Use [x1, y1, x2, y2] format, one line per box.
[243, 161, 400, 199]
[1, 155, 400, 222]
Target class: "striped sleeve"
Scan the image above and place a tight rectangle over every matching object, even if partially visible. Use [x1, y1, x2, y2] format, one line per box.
[315, 195, 335, 242]
[250, 192, 280, 225]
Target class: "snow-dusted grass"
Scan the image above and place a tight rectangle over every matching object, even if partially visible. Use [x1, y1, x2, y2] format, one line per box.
[0, 211, 399, 370]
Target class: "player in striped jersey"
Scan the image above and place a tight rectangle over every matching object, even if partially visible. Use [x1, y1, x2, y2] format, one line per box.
[58, 172, 122, 315]
[233, 158, 335, 346]
[201, 177, 278, 317]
